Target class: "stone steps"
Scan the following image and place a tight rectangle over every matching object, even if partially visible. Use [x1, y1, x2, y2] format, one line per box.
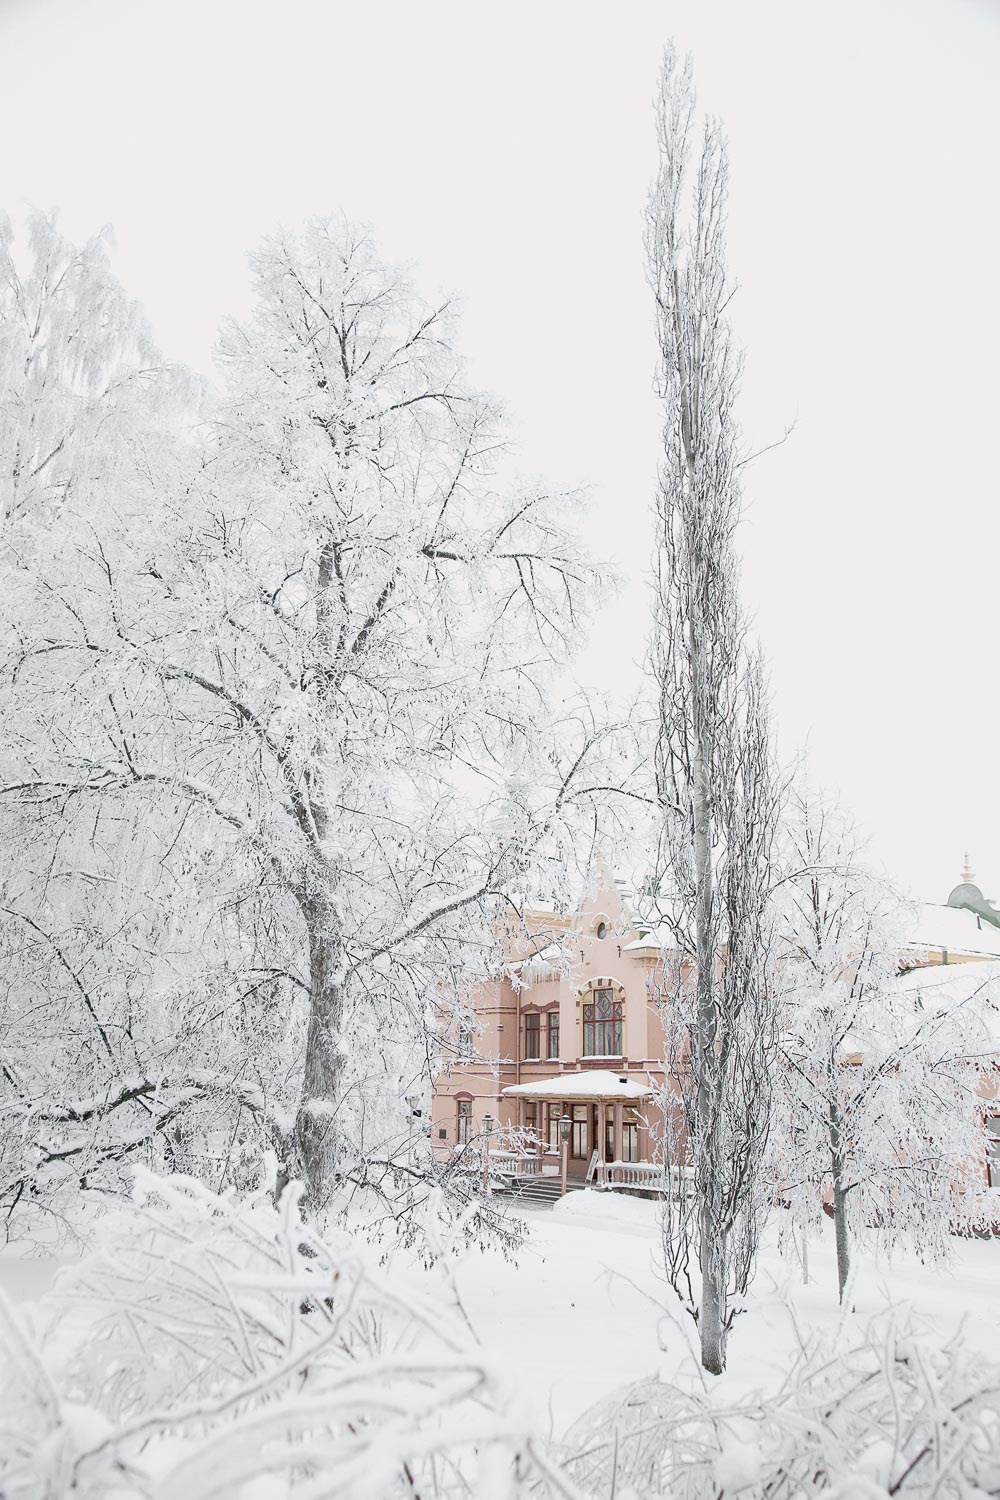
[501, 1174, 582, 1206]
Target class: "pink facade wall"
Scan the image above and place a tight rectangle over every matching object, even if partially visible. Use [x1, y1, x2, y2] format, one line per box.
[431, 880, 675, 1161]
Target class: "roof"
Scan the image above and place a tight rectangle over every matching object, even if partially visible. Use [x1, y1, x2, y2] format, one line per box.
[897, 959, 1000, 1041]
[906, 903, 1000, 960]
[621, 922, 687, 954]
[502, 1070, 655, 1101]
[507, 943, 564, 971]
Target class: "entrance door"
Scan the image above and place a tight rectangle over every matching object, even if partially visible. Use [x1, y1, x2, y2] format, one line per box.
[622, 1114, 639, 1162]
[570, 1103, 589, 1161]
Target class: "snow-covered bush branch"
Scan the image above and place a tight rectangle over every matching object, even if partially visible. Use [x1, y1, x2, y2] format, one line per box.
[562, 1311, 1000, 1497]
[0, 1168, 581, 1499]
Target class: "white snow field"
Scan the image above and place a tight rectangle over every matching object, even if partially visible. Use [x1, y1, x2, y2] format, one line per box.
[2, 1186, 998, 1495]
[2, 1190, 998, 1430]
[448, 1190, 1000, 1433]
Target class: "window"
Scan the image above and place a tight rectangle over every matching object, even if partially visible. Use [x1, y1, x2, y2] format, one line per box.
[596, 921, 608, 940]
[524, 1102, 537, 1137]
[547, 1104, 561, 1150]
[583, 988, 623, 1057]
[523, 1011, 541, 1059]
[458, 1022, 474, 1060]
[456, 1099, 473, 1145]
[547, 1010, 560, 1059]
[571, 1103, 589, 1160]
[988, 1116, 1000, 1188]
[623, 1109, 639, 1163]
[605, 1110, 639, 1162]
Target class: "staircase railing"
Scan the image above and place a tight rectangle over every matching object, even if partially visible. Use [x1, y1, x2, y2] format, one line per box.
[602, 1161, 693, 1195]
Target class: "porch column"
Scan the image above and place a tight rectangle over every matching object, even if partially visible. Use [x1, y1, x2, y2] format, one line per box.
[613, 1102, 623, 1164]
[596, 1100, 606, 1185]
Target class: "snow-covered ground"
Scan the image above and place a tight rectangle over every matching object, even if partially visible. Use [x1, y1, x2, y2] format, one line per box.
[3, 1187, 998, 1452]
[448, 1191, 1000, 1434]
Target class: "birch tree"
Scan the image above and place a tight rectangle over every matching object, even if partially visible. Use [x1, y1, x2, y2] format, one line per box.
[0, 212, 219, 1234]
[0, 216, 613, 1225]
[773, 787, 994, 1302]
[0, 209, 179, 530]
[646, 48, 780, 1374]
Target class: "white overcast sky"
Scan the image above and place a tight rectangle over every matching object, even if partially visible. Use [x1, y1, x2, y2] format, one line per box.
[2, 0, 998, 905]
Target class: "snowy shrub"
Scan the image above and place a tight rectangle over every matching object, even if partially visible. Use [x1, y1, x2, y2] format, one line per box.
[0, 1169, 570, 1499]
[561, 1313, 1000, 1498]
[335, 1127, 528, 1265]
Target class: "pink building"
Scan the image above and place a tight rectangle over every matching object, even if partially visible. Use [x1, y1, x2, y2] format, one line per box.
[431, 876, 675, 1187]
[431, 863, 1000, 1194]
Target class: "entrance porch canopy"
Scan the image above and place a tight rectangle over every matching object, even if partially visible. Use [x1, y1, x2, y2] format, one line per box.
[502, 1069, 654, 1102]
[501, 1070, 657, 1182]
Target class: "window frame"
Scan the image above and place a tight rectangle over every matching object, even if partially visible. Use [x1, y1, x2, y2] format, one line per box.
[582, 986, 623, 1058]
[571, 1102, 589, 1160]
[987, 1115, 1000, 1188]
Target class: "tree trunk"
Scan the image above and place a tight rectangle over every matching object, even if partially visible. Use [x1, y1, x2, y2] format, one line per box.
[293, 535, 347, 1211]
[294, 885, 346, 1211]
[829, 1097, 851, 1303]
[691, 661, 726, 1373]
[699, 1198, 725, 1374]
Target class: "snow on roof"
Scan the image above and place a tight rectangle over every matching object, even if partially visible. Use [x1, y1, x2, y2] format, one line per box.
[906, 903, 1000, 960]
[898, 958, 1000, 1040]
[502, 1070, 654, 1101]
[507, 943, 564, 971]
[622, 924, 680, 953]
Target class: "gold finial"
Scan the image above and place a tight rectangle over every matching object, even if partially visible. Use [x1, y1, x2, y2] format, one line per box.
[961, 852, 975, 884]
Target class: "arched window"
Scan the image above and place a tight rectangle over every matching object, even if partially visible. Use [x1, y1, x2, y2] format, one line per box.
[583, 987, 623, 1057]
[456, 1097, 473, 1144]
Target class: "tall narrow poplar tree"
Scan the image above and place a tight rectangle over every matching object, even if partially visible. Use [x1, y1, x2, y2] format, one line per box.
[647, 48, 779, 1374]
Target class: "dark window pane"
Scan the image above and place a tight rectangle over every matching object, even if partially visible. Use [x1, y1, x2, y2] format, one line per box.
[582, 991, 623, 1056]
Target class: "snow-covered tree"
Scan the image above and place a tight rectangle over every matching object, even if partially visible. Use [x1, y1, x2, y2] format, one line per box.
[0, 216, 616, 1227]
[773, 786, 994, 1302]
[0, 213, 218, 1237]
[0, 209, 183, 530]
[645, 48, 780, 1373]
